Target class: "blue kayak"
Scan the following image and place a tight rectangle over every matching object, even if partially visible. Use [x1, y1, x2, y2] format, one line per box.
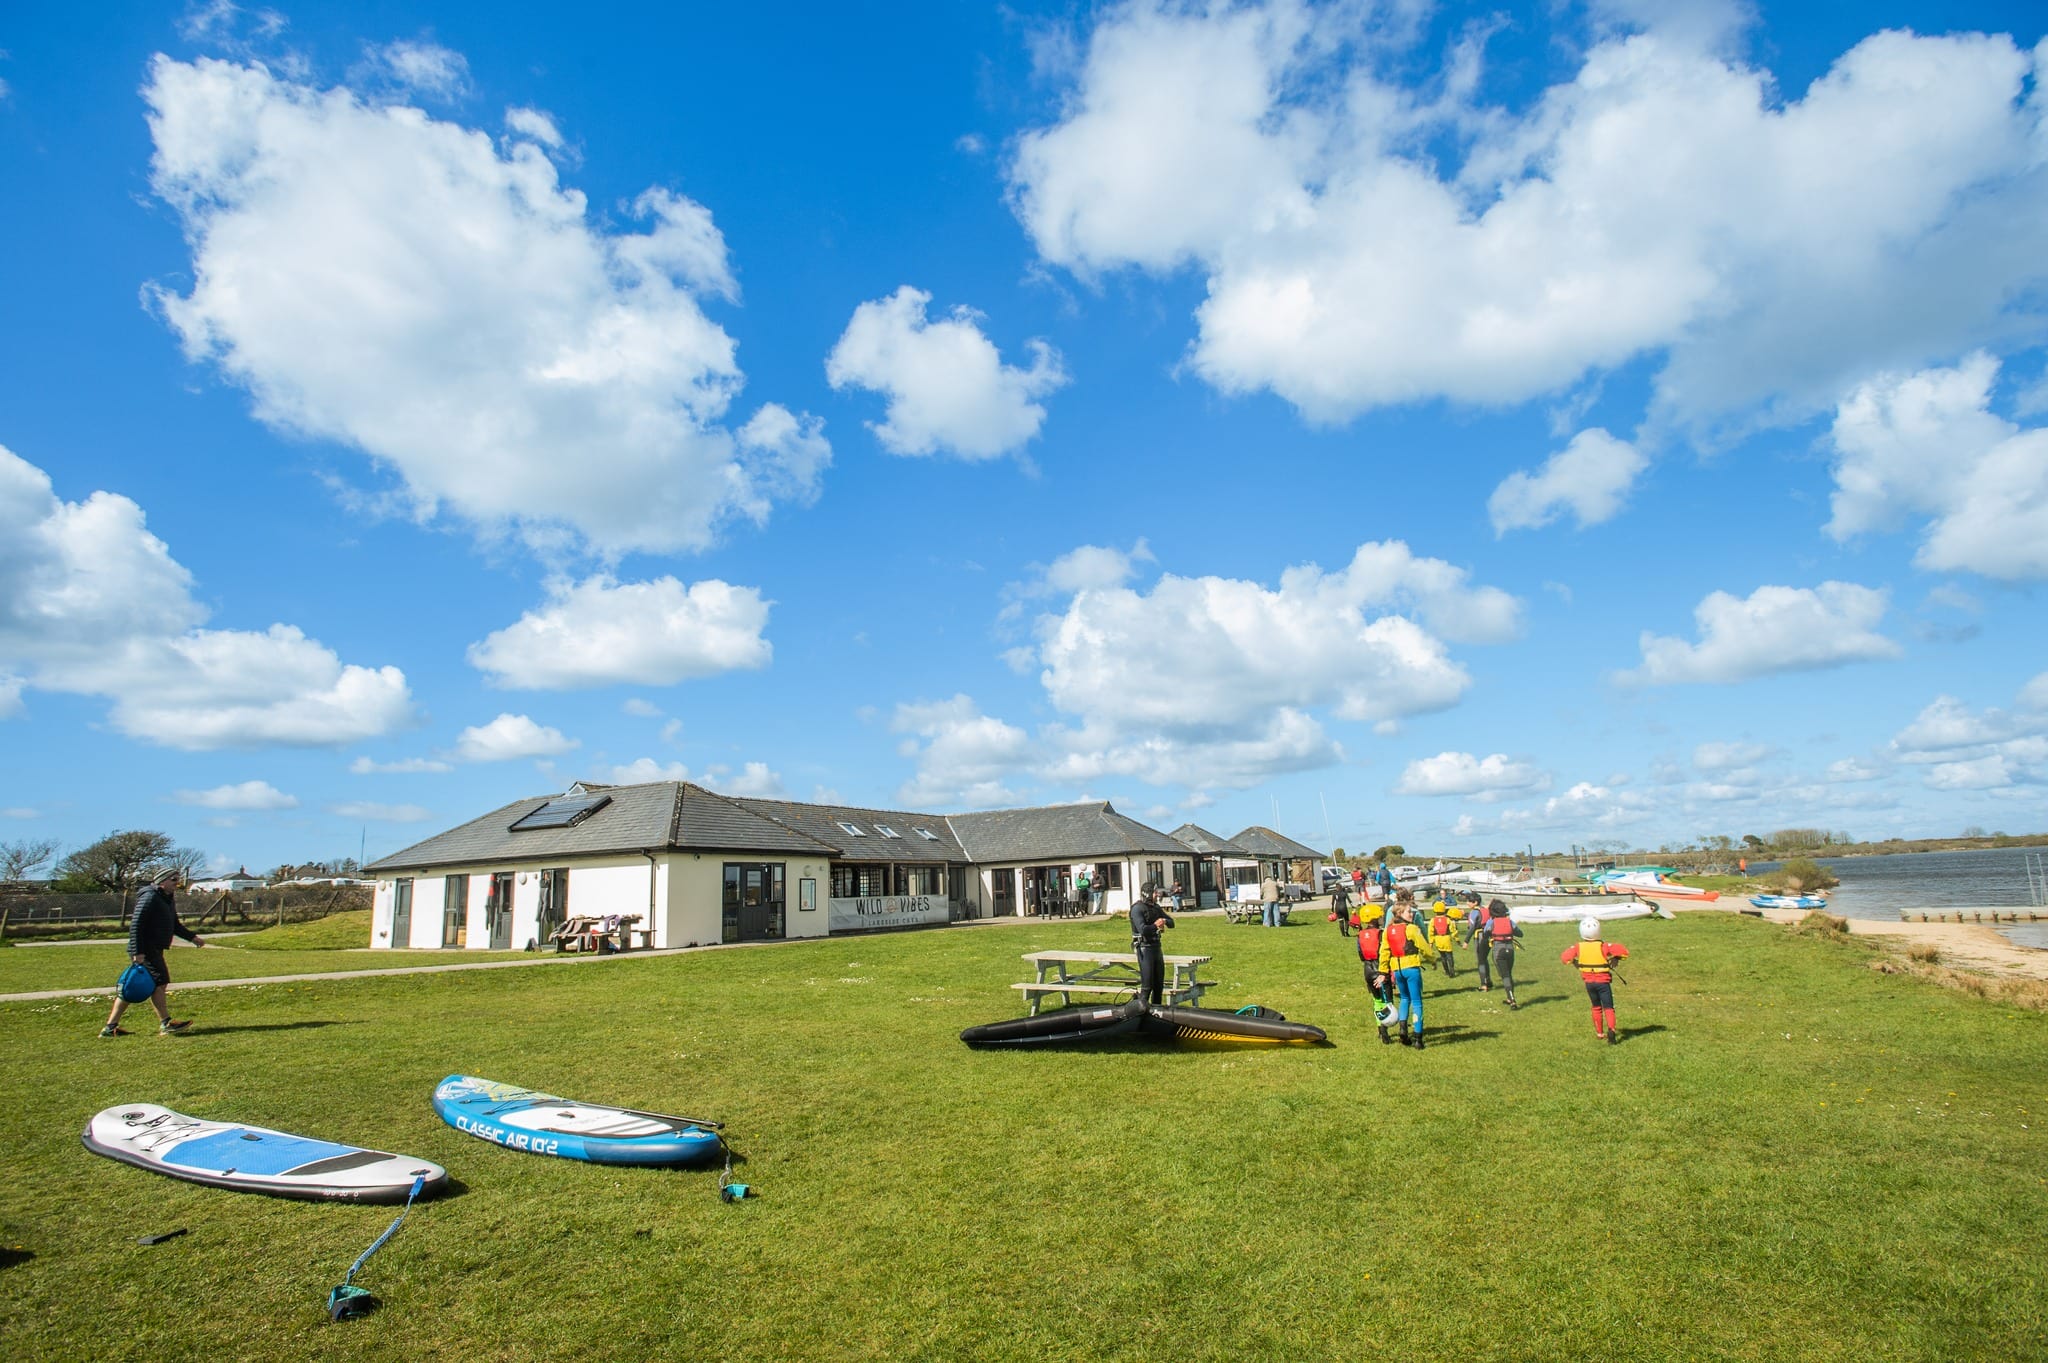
[1750, 894, 1829, 909]
[432, 1075, 723, 1166]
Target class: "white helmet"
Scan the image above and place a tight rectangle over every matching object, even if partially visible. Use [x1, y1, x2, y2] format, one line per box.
[1579, 916, 1601, 940]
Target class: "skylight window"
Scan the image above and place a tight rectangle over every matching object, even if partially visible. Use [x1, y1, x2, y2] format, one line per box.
[914, 827, 939, 841]
[509, 794, 612, 832]
[835, 821, 868, 837]
[875, 824, 902, 839]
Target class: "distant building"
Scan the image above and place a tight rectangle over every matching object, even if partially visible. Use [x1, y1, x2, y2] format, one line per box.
[190, 867, 266, 893]
[362, 781, 1255, 951]
[1223, 826, 1329, 893]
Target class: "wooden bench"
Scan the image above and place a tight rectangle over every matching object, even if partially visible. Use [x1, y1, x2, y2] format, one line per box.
[1015, 950, 1215, 1014]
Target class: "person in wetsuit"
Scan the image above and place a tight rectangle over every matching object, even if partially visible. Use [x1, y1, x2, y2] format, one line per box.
[1129, 883, 1177, 1005]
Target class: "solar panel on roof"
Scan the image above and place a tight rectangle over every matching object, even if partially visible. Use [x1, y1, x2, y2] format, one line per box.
[509, 794, 612, 831]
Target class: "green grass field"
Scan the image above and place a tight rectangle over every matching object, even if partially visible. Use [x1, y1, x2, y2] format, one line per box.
[1, 912, 2040, 1361]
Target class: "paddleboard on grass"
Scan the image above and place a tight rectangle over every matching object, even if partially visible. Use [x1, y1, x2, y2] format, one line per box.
[83, 1104, 446, 1204]
[432, 1075, 724, 1166]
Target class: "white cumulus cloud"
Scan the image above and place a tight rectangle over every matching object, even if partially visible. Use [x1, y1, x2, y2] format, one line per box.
[330, 801, 434, 822]
[468, 575, 772, 689]
[892, 695, 1035, 809]
[1489, 429, 1648, 534]
[1010, 7, 2048, 430]
[1394, 751, 1550, 799]
[1693, 740, 1777, 772]
[452, 713, 578, 762]
[826, 286, 1067, 460]
[0, 444, 413, 749]
[1626, 582, 1900, 685]
[349, 755, 452, 774]
[173, 780, 299, 811]
[1827, 353, 2048, 580]
[143, 53, 828, 558]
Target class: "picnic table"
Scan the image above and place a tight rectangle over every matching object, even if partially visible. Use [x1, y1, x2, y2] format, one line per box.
[550, 913, 651, 953]
[1015, 950, 1214, 1015]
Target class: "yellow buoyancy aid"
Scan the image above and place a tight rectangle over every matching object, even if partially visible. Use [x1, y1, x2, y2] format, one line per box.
[1571, 941, 1614, 977]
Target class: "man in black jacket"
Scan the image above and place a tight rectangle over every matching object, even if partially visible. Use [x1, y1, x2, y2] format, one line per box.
[1129, 883, 1176, 1006]
[100, 870, 206, 1037]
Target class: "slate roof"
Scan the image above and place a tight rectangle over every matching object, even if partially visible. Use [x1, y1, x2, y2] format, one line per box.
[946, 802, 1191, 863]
[731, 797, 966, 863]
[367, 784, 1193, 875]
[364, 781, 836, 873]
[1228, 825, 1328, 861]
[1166, 824, 1251, 857]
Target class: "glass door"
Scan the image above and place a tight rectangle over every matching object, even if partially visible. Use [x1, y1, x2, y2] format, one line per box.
[486, 871, 515, 949]
[443, 874, 468, 947]
[722, 863, 785, 942]
[390, 878, 412, 946]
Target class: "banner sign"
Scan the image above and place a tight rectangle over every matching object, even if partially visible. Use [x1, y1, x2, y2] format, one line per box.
[828, 894, 949, 933]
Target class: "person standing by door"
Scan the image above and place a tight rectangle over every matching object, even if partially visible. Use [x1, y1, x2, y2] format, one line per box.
[1129, 883, 1177, 1005]
[100, 870, 206, 1037]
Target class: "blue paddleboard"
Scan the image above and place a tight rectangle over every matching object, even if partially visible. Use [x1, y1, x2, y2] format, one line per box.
[432, 1075, 723, 1166]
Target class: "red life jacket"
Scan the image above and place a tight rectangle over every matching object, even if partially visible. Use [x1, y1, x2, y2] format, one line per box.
[1488, 915, 1517, 943]
[1430, 912, 1451, 937]
[1385, 922, 1423, 969]
[1357, 926, 1382, 963]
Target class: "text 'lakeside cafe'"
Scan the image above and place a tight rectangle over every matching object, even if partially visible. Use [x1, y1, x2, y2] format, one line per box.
[363, 780, 1327, 950]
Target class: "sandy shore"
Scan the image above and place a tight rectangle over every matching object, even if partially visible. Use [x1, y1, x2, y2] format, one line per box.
[1682, 903, 2048, 980]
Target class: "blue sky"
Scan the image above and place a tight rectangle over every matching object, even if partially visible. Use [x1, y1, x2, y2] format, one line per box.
[3, 0, 2045, 874]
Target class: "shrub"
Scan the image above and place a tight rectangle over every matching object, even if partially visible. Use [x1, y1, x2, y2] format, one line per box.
[1762, 857, 1840, 892]
[1908, 943, 1941, 964]
[1793, 910, 1850, 937]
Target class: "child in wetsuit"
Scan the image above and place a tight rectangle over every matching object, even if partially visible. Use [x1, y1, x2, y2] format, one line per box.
[1483, 900, 1523, 1008]
[1429, 899, 1458, 977]
[1564, 917, 1630, 1044]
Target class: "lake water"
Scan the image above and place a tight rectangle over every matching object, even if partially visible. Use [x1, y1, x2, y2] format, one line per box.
[1751, 846, 2048, 950]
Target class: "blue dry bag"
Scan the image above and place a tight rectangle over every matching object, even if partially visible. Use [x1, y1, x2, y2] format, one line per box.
[117, 963, 157, 1003]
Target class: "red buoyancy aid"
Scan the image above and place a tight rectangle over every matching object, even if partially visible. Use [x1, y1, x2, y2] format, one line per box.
[1431, 912, 1452, 937]
[1488, 915, 1517, 943]
[1357, 925, 1382, 963]
[1384, 921, 1423, 969]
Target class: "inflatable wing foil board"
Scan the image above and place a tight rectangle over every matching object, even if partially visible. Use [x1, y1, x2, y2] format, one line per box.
[83, 1104, 447, 1204]
[960, 1000, 1328, 1048]
[433, 1075, 724, 1166]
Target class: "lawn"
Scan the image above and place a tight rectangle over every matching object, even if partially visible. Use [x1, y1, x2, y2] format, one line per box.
[1, 912, 2040, 1361]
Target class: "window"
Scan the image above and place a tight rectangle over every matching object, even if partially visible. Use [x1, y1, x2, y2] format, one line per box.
[834, 864, 889, 897]
[875, 824, 902, 839]
[1094, 862, 1123, 891]
[836, 821, 868, 838]
[799, 877, 817, 912]
[1197, 860, 1218, 892]
[509, 795, 611, 831]
[1172, 860, 1191, 889]
[913, 827, 939, 841]
[1146, 860, 1165, 888]
[898, 864, 943, 896]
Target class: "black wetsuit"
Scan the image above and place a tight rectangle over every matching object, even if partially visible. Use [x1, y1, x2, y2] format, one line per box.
[1130, 897, 1176, 1004]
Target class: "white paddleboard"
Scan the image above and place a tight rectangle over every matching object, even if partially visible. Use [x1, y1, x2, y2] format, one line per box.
[84, 1104, 447, 1204]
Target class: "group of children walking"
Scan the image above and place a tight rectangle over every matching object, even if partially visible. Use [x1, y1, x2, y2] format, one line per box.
[1343, 886, 1630, 1047]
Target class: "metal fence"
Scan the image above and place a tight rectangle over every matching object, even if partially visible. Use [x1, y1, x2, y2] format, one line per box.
[0, 885, 371, 938]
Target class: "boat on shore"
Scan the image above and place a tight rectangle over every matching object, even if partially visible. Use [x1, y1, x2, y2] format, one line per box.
[1595, 869, 1720, 902]
[1751, 894, 1829, 910]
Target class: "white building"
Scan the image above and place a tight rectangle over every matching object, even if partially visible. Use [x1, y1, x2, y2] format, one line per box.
[362, 780, 1218, 950]
[190, 866, 266, 893]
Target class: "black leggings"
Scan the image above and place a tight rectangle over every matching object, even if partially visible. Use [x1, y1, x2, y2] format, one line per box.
[1136, 938, 1165, 1004]
[1490, 946, 1516, 996]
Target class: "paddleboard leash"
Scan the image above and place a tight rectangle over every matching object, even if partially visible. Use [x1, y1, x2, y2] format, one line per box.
[327, 1174, 426, 1321]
